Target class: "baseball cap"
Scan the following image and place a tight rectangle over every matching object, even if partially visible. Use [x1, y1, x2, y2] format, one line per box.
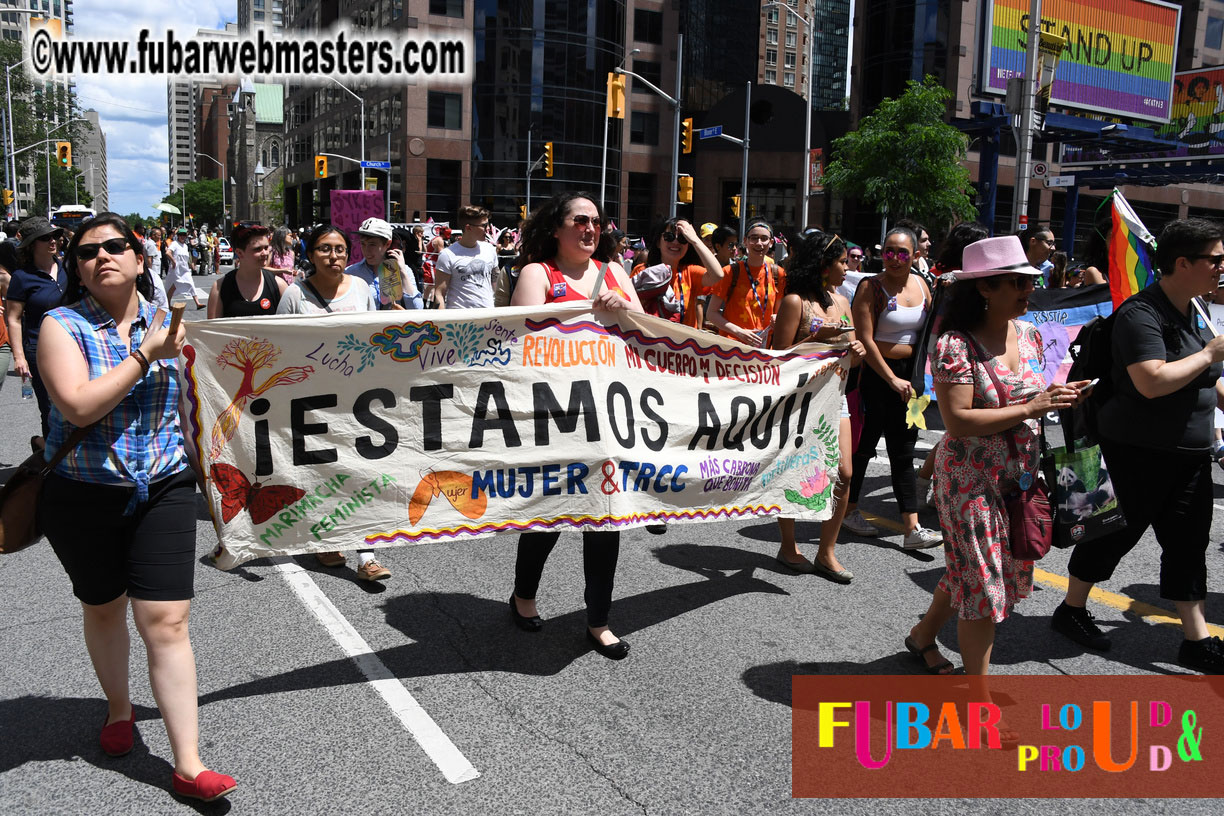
[700, 223, 717, 238]
[357, 217, 393, 241]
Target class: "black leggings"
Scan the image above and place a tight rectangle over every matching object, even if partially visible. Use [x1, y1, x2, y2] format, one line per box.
[28, 353, 51, 439]
[849, 358, 919, 513]
[514, 531, 620, 628]
[1067, 439, 1211, 602]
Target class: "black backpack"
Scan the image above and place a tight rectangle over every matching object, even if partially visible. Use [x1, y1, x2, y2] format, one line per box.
[1060, 312, 1117, 445]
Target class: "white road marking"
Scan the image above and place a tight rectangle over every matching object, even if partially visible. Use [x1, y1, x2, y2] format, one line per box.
[274, 559, 480, 784]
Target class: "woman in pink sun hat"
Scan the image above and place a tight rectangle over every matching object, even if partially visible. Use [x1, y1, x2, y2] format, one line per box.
[905, 235, 1087, 678]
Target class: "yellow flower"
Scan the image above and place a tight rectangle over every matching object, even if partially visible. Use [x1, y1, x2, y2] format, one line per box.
[905, 394, 931, 430]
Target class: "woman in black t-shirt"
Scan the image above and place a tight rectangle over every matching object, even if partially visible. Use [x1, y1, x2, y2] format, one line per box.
[1052, 218, 1224, 674]
[205, 224, 287, 318]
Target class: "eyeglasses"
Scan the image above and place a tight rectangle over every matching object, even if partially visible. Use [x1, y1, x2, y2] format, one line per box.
[882, 249, 911, 261]
[1001, 274, 1037, 290]
[569, 214, 602, 229]
[36, 234, 60, 243]
[1040, 237, 1056, 246]
[661, 231, 688, 245]
[466, 221, 490, 230]
[75, 238, 132, 261]
[312, 244, 349, 256]
[1188, 253, 1224, 267]
[848, 253, 863, 260]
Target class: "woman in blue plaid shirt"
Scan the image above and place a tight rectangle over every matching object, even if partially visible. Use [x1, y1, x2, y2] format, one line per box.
[34, 214, 236, 803]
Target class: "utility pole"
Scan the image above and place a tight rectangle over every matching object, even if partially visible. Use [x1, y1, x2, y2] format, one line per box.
[1011, 0, 1042, 233]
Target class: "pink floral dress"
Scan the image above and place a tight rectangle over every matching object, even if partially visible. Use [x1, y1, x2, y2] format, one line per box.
[932, 321, 1045, 622]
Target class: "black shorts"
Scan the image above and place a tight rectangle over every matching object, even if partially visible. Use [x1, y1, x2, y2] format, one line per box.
[39, 469, 199, 606]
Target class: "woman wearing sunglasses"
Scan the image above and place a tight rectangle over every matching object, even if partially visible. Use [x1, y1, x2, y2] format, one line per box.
[277, 225, 390, 582]
[843, 226, 942, 549]
[510, 192, 643, 660]
[771, 229, 864, 582]
[5, 216, 67, 448]
[633, 218, 725, 328]
[34, 213, 236, 801]
[908, 236, 1083, 678]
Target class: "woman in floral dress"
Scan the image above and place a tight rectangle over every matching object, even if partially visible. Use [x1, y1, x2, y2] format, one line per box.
[904, 236, 1086, 675]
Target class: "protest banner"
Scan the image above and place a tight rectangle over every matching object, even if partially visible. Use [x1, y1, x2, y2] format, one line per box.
[181, 305, 849, 569]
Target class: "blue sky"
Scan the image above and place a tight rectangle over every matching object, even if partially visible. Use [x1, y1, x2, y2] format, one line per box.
[72, 1, 237, 217]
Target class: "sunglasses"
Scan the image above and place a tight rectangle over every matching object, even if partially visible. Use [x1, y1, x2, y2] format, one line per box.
[661, 231, 688, 245]
[466, 221, 490, 230]
[569, 214, 602, 229]
[882, 249, 911, 261]
[1189, 253, 1224, 267]
[75, 238, 132, 261]
[848, 253, 863, 260]
[1001, 274, 1037, 289]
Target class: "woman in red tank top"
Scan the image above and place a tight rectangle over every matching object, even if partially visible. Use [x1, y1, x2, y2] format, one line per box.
[509, 193, 643, 660]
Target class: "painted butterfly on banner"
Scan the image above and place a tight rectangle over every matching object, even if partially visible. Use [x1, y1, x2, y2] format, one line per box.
[409, 470, 488, 526]
[210, 463, 307, 524]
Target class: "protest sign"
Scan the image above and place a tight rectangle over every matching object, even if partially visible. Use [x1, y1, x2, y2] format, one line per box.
[181, 305, 849, 568]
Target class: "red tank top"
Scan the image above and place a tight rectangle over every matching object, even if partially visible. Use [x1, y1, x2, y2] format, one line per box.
[542, 261, 628, 303]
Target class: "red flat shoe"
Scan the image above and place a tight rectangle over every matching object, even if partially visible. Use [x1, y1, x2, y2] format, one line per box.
[172, 770, 237, 802]
[99, 709, 135, 757]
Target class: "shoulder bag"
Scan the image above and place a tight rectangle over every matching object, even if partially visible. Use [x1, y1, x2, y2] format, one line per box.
[965, 330, 1054, 560]
[0, 425, 94, 554]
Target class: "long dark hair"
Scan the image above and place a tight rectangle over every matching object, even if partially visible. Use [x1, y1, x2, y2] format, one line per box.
[516, 192, 615, 267]
[643, 217, 700, 268]
[931, 222, 990, 273]
[303, 224, 351, 276]
[61, 212, 150, 305]
[784, 229, 846, 309]
[271, 225, 292, 255]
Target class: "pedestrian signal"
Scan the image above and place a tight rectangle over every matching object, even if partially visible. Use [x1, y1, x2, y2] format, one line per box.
[678, 175, 693, 204]
[681, 118, 693, 154]
[731, 195, 741, 217]
[543, 142, 554, 178]
[56, 141, 71, 169]
[314, 155, 328, 179]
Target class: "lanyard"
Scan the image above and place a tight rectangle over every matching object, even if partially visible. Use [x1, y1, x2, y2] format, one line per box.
[746, 261, 770, 319]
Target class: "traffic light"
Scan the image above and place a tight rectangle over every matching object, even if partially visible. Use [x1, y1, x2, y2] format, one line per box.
[731, 195, 741, 217]
[314, 155, 328, 179]
[1, 189, 12, 206]
[678, 175, 693, 204]
[55, 141, 71, 169]
[681, 117, 693, 154]
[606, 72, 625, 119]
[543, 142, 554, 178]
[519, 204, 527, 220]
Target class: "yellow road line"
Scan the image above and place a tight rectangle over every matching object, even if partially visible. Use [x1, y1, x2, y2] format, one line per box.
[858, 510, 1224, 638]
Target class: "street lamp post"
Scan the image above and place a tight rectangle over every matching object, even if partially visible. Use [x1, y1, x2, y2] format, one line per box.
[195, 151, 227, 234]
[616, 32, 684, 219]
[601, 47, 639, 211]
[325, 76, 366, 185]
[764, 1, 815, 228]
[5, 55, 32, 218]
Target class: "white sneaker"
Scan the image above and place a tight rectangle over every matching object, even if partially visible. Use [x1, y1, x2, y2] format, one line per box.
[842, 510, 879, 537]
[902, 527, 944, 550]
[915, 475, 933, 509]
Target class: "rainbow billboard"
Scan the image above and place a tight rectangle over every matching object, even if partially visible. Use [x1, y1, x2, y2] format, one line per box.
[981, 0, 1181, 123]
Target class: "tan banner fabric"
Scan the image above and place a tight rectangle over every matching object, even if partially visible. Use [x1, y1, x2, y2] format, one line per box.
[180, 304, 849, 569]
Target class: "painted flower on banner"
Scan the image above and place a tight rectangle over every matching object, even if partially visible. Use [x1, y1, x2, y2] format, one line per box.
[785, 417, 840, 512]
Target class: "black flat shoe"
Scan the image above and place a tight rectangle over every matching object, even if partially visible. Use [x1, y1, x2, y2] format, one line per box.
[509, 595, 542, 632]
[586, 629, 630, 660]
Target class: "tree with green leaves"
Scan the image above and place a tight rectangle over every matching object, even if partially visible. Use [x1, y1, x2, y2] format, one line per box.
[124, 213, 149, 231]
[163, 179, 223, 227]
[34, 162, 93, 212]
[823, 76, 978, 234]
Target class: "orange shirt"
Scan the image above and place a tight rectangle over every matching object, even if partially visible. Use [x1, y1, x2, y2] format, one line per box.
[710, 259, 785, 336]
[632, 262, 709, 328]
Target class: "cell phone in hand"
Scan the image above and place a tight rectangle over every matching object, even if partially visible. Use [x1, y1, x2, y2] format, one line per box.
[1080, 378, 1100, 395]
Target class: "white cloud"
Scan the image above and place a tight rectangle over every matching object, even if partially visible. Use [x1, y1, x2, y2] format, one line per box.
[71, 1, 237, 215]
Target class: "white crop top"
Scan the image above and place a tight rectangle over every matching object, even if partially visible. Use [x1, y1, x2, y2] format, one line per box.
[874, 301, 926, 344]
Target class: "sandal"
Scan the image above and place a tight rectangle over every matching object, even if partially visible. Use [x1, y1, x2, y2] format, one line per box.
[904, 635, 960, 675]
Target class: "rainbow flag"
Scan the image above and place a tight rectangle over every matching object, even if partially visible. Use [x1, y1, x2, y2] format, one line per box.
[1106, 189, 1156, 308]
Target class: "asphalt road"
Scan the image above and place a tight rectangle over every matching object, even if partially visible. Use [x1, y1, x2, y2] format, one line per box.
[2, 279, 1222, 814]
